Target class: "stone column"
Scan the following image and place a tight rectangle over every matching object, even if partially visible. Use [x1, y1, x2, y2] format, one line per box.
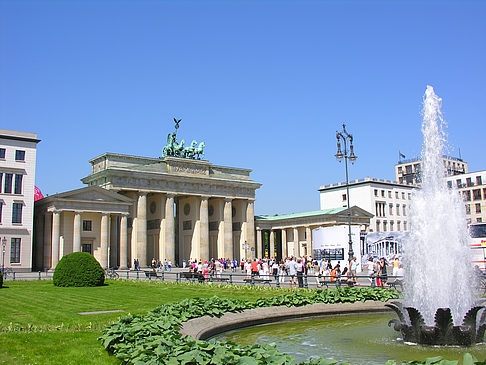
[293, 227, 299, 257]
[73, 211, 82, 253]
[165, 194, 175, 263]
[223, 198, 233, 259]
[43, 213, 52, 270]
[200, 196, 209, 262]
[281, 229, 288, 258]
[246, 200, 255, 258]
[256, 228, 262, 259]
[306, 226, 312, 257]
[100, 213, 109, 268]
[110, 215, 118, 266]
[158, 194, 167, 261]
[51, 211, 61, 269]
[269, 230, 275, 259]
[119, 214, 128, 269]
[136, 192, 147, 267]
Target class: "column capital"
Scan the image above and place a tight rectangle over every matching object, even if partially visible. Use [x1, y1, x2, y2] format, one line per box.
[138, 191, 148, 197]
[224, 197, 233, 203]
[200, 195, 210, 201]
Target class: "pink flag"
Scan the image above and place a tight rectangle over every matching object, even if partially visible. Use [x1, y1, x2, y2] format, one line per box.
[34, 186, 44, 201]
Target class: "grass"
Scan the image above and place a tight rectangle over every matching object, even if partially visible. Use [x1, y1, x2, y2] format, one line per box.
[0, 279, 296, 364]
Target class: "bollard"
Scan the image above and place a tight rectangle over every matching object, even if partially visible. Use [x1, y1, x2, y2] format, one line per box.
[38, 271, 41, 280]
[136, 271, 139, 280]
[13, 272, 16, 280]
[176, 272, 179, 283]
[126, 271, 129, 279]
[161, 271, 165, 281]
[304, 274, 308, 289]
[229, 274, 232, 285]
[276, 277, 280, 288]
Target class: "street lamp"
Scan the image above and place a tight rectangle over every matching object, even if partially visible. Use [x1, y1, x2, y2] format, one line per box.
[1, 237, 6, 278]
[335, 123, 357, 263]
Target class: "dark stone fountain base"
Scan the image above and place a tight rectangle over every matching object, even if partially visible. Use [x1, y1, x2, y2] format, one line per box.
[386, 302, 486, 346]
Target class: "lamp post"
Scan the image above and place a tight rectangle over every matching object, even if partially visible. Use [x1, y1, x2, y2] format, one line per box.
[1, 237, 6, 278]
[335, 124, 357, 263]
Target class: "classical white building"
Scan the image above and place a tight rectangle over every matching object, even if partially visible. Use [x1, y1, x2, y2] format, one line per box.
[319, 178, 415, 233]
[445, 170, 486, 224]
[0, 129, 40, 272]
[255, 207, 372, 260]
[34, 153, 261, 270]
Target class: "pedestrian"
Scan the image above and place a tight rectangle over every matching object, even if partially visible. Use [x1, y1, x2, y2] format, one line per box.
[296, 258, 304, 288]
[350, 257, 358, 283]
[286, 257, 298, 288]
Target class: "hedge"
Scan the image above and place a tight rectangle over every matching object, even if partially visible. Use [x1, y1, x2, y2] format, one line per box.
[53, 252, 105, 287]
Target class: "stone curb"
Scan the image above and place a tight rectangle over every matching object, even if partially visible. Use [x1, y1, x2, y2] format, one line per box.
[180, 301, 392, 340]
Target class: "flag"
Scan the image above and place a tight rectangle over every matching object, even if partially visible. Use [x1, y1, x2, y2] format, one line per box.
[34, 186, 44, 201]
[399, 151, 406, 159]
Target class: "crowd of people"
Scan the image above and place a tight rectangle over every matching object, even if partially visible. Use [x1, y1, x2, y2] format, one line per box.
[175, 255, 404, 288]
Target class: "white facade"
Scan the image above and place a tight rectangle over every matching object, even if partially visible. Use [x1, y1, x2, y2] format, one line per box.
[319, 178, 415, 233]
[0, 129, 40, 272]
[445, 170, 486, 224]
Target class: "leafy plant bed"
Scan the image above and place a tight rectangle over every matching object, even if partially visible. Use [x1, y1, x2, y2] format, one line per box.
[100, 287, 402, 364]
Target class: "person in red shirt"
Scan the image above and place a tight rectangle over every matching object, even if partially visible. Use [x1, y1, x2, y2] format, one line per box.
[250, 259, 260, 277]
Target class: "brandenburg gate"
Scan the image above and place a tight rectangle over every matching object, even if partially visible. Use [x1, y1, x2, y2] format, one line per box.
[34, 121, 261, 270]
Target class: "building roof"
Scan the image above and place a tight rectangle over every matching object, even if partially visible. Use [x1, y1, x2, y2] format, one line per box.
[255, 207, 347, 221]
[319, 177, 414, 191]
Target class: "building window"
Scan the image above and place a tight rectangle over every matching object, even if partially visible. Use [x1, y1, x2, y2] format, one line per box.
[383, 221, 388, 231]
[4, 173, 13, 193]
[375, 202, 386, 217]
[447, 181, 452, 189]
[463, 190, 471, 201]
[389, 204, 393, 215]
[395, 192, 399, 199]
[342, 194, 347, 201]
[398, 167, 402, 174]
[381, 190, 385, 197]
[402, 192, 406, 199]
[0, 148, 5, 159]
[403, 221, 407, 230]
[456, 179, 462, 188]
[10, 238, 21, 263]
[466, 177, 473, 187]
[476, 203, 481, 213]
[388, 191, 392, 198]
[396, 204, 400, 215]
[83, 220, 92, 231]
[478, 218, 483, 223]
[0, 203, 2, 223]
[81, 243, 92, 254]
[374, 189, 378, 197]
[12, 202, 23, 223]
[14, 174, 23, 195]
[376, 221, 380, 232]
[399, 177, 404, 184]
[0, 173, 2, 193]
[473, 189, 482, 201]
[408, 193, 411, 200]
[465, 204, 471, 215]
[403, 205, 407, 216]
[397, 221, 401, 231]
[390, 221, 394, 231]
[477, 176, 482, 186]
[406, 165, 412, 174]
[15, 150, 25, 161]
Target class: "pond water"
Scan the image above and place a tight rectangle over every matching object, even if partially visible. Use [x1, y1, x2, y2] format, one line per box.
[214, 313, 486, 364]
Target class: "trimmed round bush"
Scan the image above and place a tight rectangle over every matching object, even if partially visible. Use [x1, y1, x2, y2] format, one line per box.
[53, 252, 105, 287]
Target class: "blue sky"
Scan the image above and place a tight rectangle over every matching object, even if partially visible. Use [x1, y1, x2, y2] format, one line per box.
[1, 0, 485, 215]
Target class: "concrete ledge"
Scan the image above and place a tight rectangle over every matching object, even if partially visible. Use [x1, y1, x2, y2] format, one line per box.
[180, 301, 392, 340]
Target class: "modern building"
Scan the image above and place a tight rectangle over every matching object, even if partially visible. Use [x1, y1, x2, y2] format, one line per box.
[34, 153, 261, 270]
[0, 129, 40, 272]
[319, 178, 415, 233]
[395, 156, 467, 185]
[445, 170, 486, 224]
[254, 207, 372, 260]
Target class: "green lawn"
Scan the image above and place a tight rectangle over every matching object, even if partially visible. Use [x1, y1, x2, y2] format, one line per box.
[0, 280, 293, 364]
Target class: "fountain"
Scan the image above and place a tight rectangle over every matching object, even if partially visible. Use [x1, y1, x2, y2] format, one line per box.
[386, 85, 486, 345]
